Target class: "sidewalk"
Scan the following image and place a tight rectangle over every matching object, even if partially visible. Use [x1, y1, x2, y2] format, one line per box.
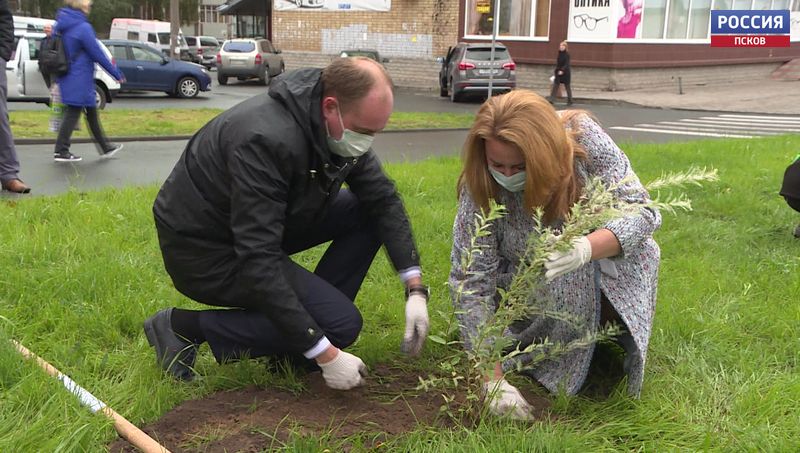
[569, 78, 800, 115]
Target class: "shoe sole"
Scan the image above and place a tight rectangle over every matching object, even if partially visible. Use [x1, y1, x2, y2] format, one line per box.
[143, 316, 196, 381]
[101, 145, 124, 159]
[54, 157, 82, 162]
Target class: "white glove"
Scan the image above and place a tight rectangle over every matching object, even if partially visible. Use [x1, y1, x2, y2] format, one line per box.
[544, 236, 592, 282]
[318, 350, 367, 390]
[401, 293, 429, 356]
[483, 379, 534, 421]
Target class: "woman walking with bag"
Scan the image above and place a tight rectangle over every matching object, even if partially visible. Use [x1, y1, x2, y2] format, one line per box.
[52, 0, 125, 162]
[547, 41, 573, 106]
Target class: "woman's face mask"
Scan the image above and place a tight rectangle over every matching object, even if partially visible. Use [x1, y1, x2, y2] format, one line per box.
[489, 167, 527, 192]
[326, 104, 374, 158]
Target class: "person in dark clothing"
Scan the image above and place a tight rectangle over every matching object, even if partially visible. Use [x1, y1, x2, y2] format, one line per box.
[39, 23, 54, 88]
[144, 57, 430, 390]
[52, 0, 125, 162]
[0, 0, 31, 193]
[780, 154, 800, 238]
[548, 40, 573, 106]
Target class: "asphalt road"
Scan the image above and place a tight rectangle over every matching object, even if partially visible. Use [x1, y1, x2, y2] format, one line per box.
[7, 86, 799, 197]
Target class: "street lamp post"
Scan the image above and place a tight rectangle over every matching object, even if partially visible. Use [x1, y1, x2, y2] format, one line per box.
[487, 0, 500, 98]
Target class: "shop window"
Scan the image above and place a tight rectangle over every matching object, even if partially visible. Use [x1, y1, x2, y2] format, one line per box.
[645, 0, 790, 39]
[465, 0, 550, 38]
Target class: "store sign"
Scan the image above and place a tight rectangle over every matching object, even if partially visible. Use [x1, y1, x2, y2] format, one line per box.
[568, 1, 613, 41]
[568, 0, 644, 41]
[710, 10, 790, 47]
[476, 0, 490, 14]
[275, 0, 391, 12]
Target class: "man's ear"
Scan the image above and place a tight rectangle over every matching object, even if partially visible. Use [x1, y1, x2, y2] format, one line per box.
[321, 96, 338, 115]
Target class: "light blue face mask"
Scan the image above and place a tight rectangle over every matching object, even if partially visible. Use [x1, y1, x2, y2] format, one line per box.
[489, 167, 526, 192]
[326, 104, 374, 158]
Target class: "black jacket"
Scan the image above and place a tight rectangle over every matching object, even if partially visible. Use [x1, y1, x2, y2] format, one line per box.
[554, 50, 571, 85]
[0, 0, 14, 61]
[153, 68, 420, 351]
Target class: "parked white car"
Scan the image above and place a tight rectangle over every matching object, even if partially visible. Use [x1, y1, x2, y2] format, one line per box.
[6, 32, 120, 109]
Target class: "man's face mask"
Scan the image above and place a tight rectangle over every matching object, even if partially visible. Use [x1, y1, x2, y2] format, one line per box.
[326, 103, 374, 158]
[489, 167, 526, 192]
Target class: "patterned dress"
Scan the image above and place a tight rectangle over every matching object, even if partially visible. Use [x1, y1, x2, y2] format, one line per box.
[449, 116, 661, 397]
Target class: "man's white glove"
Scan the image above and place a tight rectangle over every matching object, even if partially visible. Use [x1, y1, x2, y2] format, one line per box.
[483, 379, 534, 421]
[544, 236, 592, 282]
[318, 350, 367, 390]
[401, 292, 429, 356]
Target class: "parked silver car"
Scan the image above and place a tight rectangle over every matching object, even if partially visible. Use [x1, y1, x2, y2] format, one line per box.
[438, 42, 516, 102]
[185, 35, 220, 68]
[216, 38, 285, 85]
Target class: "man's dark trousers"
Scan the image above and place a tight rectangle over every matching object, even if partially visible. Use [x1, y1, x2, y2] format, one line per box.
[160, 189, 382, 363]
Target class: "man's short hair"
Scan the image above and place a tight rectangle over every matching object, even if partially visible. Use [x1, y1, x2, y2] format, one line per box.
[321, 57, 393, 111]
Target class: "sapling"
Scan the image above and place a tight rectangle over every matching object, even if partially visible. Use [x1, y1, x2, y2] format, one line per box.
[419, 167, 718, 422]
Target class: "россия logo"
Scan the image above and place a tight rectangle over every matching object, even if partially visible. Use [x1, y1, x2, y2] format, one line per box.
[710, 10, 790, 47]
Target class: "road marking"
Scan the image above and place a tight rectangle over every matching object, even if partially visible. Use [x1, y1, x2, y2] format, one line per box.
[610, 126, 753, 139]
[611, 113, 800, 139]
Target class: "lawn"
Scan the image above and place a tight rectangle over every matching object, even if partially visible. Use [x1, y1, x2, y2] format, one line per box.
[8, 109, 476, 139]
[0, 135, 798, 451]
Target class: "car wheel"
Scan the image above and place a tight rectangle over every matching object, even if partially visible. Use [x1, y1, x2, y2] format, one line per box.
[218, 74, 228, 85]
[177, 76, 200, 98]
[94, 83, 107, 109]
[259, 67, 270, 86]
[449, 79, 460, 103]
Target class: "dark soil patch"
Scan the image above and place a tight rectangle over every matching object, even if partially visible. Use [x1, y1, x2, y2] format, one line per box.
[109, 364, 552, 452]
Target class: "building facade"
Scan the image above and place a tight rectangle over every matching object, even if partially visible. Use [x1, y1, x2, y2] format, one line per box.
[216, 0, 800, 91]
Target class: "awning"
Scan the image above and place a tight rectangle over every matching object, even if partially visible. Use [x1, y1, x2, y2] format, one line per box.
[217, 0, 268, 15]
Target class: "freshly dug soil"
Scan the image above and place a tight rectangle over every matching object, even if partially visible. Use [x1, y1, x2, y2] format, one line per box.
[109, 364, 552, 452]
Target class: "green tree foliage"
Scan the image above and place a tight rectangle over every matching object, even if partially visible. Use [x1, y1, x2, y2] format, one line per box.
[14, 0, 198, 38]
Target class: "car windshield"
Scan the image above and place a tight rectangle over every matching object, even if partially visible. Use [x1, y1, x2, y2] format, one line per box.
[465, 48, 510, 61]
[223, 42, 255, 53]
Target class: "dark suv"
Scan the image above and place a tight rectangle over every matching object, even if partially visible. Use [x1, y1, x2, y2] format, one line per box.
[438, 42, 516, 102]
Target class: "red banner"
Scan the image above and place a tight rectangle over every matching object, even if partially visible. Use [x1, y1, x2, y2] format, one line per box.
[711, 35, 790, 47]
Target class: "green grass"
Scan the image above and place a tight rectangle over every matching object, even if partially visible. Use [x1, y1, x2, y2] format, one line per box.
[0, 135, 799, 451]
[8, 109, 476, 138]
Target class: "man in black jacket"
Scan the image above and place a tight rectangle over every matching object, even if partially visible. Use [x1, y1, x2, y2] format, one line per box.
[144, 57, 429, 389]
[0, 0, 31, 193]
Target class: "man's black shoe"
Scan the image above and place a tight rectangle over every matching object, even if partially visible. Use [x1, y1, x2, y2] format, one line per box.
[143, 308, 198, 381]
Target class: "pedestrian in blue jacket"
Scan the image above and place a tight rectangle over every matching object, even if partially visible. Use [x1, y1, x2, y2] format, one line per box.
[53, 0, 125, 162]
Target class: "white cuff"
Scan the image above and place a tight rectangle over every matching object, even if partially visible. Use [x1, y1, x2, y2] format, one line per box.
[398, 266, 422, 283]
[302, 336, 331, 359]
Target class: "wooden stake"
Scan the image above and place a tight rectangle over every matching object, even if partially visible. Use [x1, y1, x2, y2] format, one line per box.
[11, 339, 172, 453]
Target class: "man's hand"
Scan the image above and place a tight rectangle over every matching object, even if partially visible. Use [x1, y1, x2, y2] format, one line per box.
[317, 348, 367, 390]
[483, 379, 534, 421]
[544, 236, 592, 281]
[401, 291, 429, 356]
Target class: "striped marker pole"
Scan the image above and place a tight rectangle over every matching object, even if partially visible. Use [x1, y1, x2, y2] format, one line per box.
[11, 340, 172, 453]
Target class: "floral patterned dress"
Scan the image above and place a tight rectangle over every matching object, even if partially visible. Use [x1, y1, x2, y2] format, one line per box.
[449, 116, 661, 396]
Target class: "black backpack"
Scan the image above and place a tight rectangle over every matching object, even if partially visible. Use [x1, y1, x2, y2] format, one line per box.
[38, 35, 69, 77]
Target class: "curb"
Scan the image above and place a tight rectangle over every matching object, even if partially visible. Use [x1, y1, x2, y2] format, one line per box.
[15, 128, 474, 145]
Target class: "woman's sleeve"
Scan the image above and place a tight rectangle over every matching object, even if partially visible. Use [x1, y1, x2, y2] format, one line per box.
[449, 188, 500, 351]
[577, 116, 662, 256]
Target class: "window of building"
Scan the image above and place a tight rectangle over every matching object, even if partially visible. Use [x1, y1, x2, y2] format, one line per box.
[200, 5, 223, 23]
[465, 0, 550, 38]
[642, 0, 797, 40]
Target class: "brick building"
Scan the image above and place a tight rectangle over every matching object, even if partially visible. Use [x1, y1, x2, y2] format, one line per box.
[216, 0, 800, 92]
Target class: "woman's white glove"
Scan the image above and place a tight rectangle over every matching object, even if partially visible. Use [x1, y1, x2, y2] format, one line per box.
[401, 293, 429, 356]
[544, 236, 592, 281]
[318, 350, 367, 390]
[483, 379, 534, 421]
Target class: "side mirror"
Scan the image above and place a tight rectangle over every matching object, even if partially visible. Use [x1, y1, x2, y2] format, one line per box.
[382, 57, 390, 63]
[160, 57, 169, 65]
[275, 49, 282, 54]
[435, 56, 444, 64]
